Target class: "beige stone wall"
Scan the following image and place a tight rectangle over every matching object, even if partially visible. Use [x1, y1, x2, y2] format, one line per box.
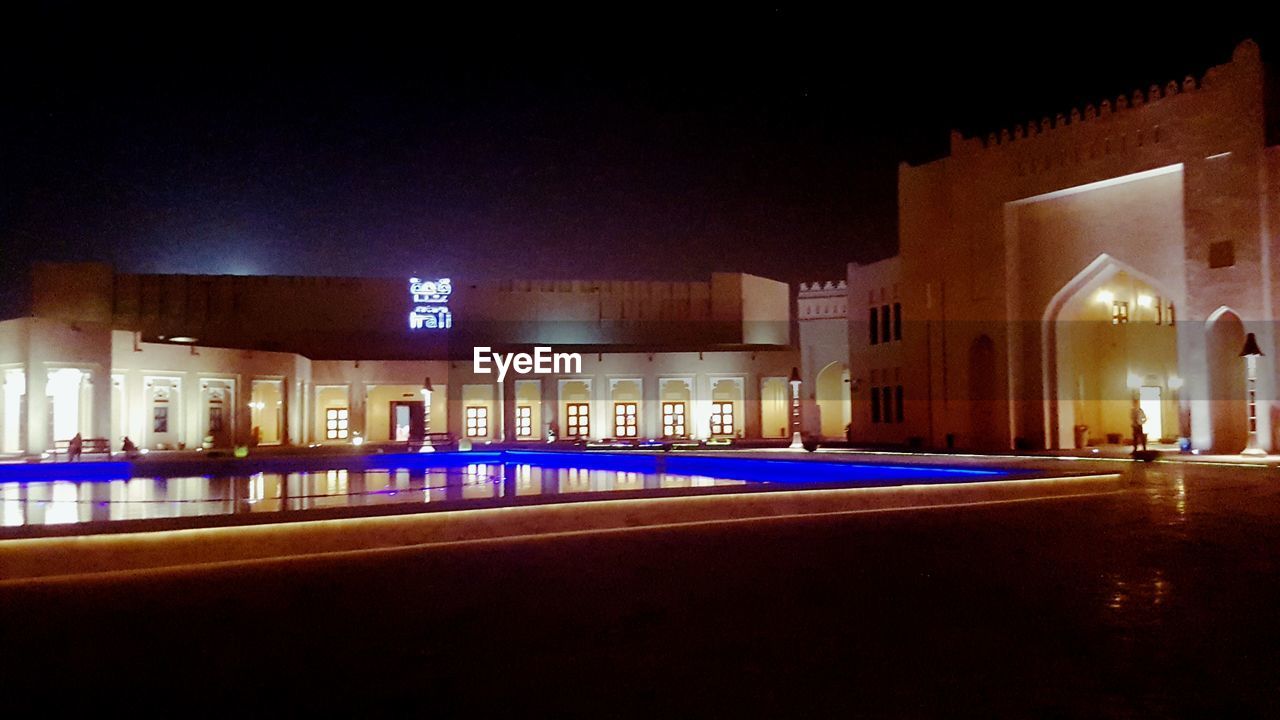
[890, 39, 1275, 452]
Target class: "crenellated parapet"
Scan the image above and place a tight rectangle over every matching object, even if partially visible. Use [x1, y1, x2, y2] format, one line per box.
[798, 280, 848, 320]
[947, 39, 1261, 164]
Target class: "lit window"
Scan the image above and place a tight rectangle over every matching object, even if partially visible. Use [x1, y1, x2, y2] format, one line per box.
[662, 402, 687, 438]
[1111, 301, 1129, 325]
[465, 406, 488, 437]
[566, 403, 590, 438]
[710, 401, 735, 436]
[516, 406, 532, 437]
[614, 402, 638, 438]
[325, 408, 349, 440]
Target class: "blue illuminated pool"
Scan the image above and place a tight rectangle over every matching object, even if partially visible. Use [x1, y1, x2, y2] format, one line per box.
[0, 450, 1009, 534]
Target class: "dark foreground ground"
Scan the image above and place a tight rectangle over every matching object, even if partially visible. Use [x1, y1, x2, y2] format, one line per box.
[2, 459, 1278, 717]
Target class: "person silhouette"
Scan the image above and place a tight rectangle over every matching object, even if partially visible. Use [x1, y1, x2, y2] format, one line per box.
[68, 432, 83, 462]
[1130, 400, 1148, 453]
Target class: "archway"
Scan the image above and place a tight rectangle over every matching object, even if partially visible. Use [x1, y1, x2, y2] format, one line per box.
[1044, 254, 1180, 449]
[814, 361, 850, 439]
[1206, 307, 1248, 453]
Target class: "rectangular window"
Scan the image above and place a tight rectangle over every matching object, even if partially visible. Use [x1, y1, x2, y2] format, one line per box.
[710, 401, 735, 436]
[869, 307, 879, 345]
[893, 303, 902, 341]
[882, 386, 894, 423]
[566, 403, 590, 438]
[465, 406, 488, 437]
[516, 405, 532, 437]
[1209, 240, 1235, 269]
[881, 304, 891, 344]
[870, 386, 881, 423]
[153, 406, 168, 433]
[1111, 301, 1129, 325]
[614, 402, 638, 438]
[208, 406, 224, 433]
[662, 402, 687, 438]
[895, 385, 904, 424]
[325, 407, 349, 440]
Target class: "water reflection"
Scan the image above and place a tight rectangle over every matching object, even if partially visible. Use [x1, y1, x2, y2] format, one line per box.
[0, 463, 747, 529]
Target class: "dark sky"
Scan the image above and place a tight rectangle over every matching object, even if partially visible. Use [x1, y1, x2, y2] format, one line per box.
[0, 7, 1273, 319]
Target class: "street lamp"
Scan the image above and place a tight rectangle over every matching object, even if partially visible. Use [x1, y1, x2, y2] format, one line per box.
[1240, 334, 1265, 456]
[420, 376, 435, 453]
[788, 366, 803, 450]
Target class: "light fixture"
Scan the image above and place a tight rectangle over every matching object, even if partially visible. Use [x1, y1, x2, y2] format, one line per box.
[169, 336, 198, 343]
[1137, 294, 1153, 308]
[1097, 290, 1114, 305]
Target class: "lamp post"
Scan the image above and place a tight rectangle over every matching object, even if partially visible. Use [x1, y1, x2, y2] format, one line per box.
[420, 376, 435, 453]
[788, 367, 803, 450]
[1240, 333, 1265, 456]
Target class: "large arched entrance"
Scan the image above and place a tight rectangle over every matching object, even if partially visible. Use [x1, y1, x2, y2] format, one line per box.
[1044, 255, 1180, 449]
[814, 361, 851, 439]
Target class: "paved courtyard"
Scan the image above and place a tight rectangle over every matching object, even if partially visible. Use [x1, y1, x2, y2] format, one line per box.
[1, 454, 1277, 716]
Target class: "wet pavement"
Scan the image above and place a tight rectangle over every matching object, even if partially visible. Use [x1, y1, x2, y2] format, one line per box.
[1, 458, 1278, 716]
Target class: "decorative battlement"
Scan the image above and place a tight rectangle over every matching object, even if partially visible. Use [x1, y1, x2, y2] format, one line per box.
[952, 39, 1260, 156]
[798, 280, 848, 320]
[798, 280, 847, 295]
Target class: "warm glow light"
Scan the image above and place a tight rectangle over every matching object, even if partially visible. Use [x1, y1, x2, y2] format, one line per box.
[1097, 290, 1115, 305]
[1127, 372, 1142, 389]
[169, 336, 198, 343]
[1137, 294, 1153, 308]
[1168, 375, 1184, 390]
[351, 434, 365, 447]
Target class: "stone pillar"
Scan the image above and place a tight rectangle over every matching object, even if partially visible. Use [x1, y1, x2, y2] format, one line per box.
[502, 379, 517, 442]
[24, 362, 46, 455]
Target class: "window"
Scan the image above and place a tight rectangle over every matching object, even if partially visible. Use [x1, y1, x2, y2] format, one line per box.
[893, 303, 902, 341]
[882, 386, 894, 423]
[326, 408, 349, 440]
[465, 406, 488, 437]
[662, 402, 687, 437]
[869, 307, 879, 345]
[870, 386, 881, 423]
[614, 403, 638, 437]
[566, 403, 590, 438]
[1209, 241, 1235, 269]
[881, 304, 891, 344]
[153, 406, 168, 433]
[516, 405, 532, 437]
[895, 385, 904, 424]
[1111, 301, 1129, 325]
[710, 401, 735, 436]
[208, 406, 224, 433]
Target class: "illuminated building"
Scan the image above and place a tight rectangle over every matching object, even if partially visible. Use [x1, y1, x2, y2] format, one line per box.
[0, 264, 799, 452]
[841, 40, 1279, 453]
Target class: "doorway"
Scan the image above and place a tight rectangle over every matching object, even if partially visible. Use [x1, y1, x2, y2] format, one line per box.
[390, 400, 425, 442]
[1139, 386, 1163, 442]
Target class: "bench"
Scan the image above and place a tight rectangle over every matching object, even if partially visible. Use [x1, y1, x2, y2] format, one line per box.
[51, 437, 113, 461]
[407, 432, 455, 452]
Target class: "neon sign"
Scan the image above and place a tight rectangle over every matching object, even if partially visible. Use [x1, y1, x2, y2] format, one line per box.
[409, 277, 453, 330]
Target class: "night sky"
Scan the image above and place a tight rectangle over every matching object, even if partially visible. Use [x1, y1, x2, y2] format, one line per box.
[0, 7, 1273, 320]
